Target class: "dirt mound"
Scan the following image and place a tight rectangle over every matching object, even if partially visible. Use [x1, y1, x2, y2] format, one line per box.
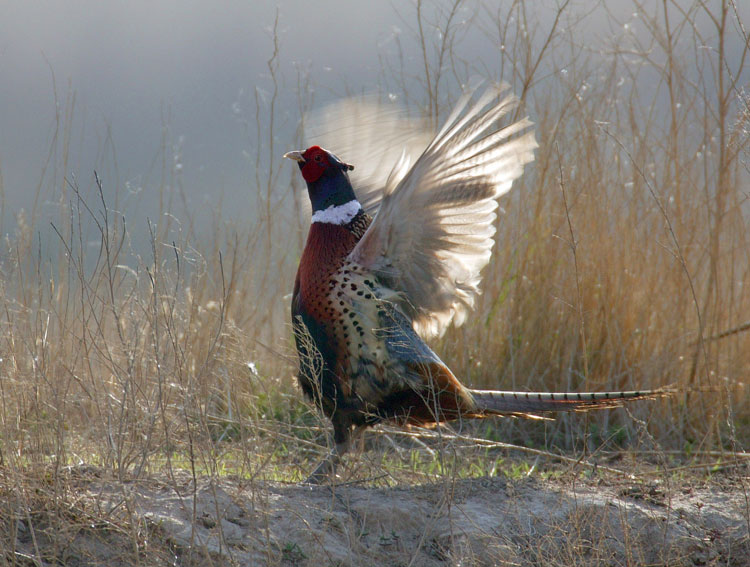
[17, 472, 744, 566]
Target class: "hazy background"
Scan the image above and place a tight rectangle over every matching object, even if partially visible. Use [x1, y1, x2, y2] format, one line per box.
[0, 1, 391, 225]
[4, 0, 746, 243]
[1, 0, 478, 232]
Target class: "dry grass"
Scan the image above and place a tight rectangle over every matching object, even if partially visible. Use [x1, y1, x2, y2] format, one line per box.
[1, 1, 749, 564]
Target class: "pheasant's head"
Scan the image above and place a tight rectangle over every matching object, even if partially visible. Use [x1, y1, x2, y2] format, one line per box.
[284, 146, 357, 213]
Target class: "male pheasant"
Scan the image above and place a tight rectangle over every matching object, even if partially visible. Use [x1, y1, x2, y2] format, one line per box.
[285, 86, 668, 483]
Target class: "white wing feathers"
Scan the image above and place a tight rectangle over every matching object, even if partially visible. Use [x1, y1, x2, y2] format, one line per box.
[304, 96, 433, 215]
[349, 85, 537, 338]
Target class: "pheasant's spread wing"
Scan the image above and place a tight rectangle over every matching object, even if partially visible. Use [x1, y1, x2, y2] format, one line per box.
[348, 85, 537, 338]
[304, 96, 432, 216]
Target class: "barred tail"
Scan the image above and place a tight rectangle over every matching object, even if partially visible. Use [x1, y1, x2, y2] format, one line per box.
[470, 388, 672, 416]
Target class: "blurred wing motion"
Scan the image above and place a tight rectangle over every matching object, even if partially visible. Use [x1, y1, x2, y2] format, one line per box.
[305, 96, 433, 216]
[349, 85, 537, 337]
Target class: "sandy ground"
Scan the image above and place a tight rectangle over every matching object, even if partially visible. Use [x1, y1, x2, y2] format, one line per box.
[11, 468, 749, 566]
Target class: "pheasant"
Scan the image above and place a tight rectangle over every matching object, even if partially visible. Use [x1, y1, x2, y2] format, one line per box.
[285, 85, 668, 483]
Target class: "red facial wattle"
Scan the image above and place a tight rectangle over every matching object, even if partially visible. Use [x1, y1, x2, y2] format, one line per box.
[301, 146, 330, 183]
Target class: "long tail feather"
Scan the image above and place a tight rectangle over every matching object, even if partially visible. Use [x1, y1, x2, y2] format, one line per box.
[470, 388, 672, 416]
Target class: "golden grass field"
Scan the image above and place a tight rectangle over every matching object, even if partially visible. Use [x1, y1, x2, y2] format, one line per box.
[0, 1, 748, 565]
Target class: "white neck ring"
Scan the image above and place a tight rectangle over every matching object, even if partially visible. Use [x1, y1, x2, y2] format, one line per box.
[311, 199, 362, 225]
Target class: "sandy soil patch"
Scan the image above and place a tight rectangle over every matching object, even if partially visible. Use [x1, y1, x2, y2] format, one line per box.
[11, 469, 748, 566]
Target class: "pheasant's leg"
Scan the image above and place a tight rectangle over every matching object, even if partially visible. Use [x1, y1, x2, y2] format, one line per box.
[305, 422, 365, 484]
[304, 438, 349, 484]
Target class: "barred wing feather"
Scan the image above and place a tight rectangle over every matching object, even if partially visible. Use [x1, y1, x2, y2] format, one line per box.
[349, 85, 537, 338]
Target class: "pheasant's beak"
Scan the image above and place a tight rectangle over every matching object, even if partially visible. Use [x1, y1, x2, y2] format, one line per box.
[283, 150, 306, 164]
